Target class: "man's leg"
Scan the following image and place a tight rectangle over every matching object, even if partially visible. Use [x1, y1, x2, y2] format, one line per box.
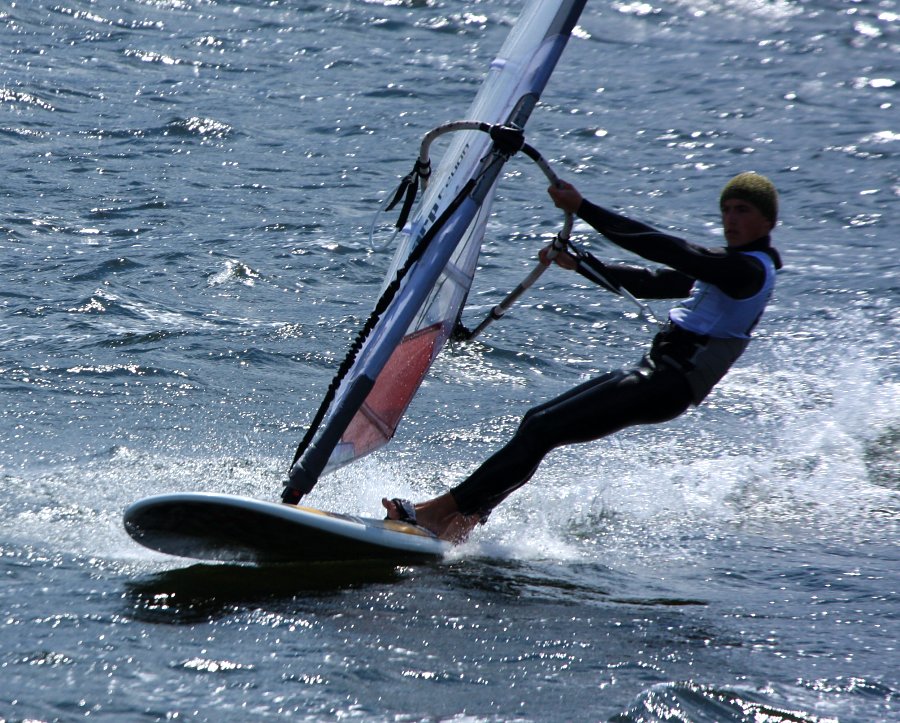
[451, 366, 692, 516]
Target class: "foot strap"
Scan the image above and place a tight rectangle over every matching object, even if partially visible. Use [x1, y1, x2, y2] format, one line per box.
[386, 498, 417, 524]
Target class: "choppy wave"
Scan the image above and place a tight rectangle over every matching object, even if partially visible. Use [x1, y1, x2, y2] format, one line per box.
[610, 679, 856, 722]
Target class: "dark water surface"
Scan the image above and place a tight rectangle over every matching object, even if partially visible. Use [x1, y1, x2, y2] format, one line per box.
[1, 1, 897, 721]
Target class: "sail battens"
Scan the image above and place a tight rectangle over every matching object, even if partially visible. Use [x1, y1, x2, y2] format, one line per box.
[441, 259, 473, 290]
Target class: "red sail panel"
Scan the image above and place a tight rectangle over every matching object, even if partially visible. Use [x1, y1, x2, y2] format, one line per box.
[338, 323, 444, 458]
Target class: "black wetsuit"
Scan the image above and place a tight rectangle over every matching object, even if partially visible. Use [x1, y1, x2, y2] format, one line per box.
[450, 199, 782, 518]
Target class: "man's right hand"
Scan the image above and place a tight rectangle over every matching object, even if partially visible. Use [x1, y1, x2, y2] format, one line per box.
[548, 180, 583, 214]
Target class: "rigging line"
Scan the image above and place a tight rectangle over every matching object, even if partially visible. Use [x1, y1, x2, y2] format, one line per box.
[367, 195, 404, 252]
[570, 249, 664, 327]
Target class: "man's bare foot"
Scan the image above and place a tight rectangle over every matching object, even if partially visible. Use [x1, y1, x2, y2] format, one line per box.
[382, 493, 481, 544]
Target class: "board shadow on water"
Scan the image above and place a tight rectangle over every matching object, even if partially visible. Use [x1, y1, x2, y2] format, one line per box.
[123, 560, 415, 623]
[123, 552, 709, 624]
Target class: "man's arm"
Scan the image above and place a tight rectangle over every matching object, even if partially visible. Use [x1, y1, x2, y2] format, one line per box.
[548, 181, 767, 299]
[576, 200, 765, 299]
[574, 253, 694, 299]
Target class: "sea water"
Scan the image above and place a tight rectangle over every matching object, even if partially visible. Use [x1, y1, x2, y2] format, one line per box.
[1, 1, 896, 721]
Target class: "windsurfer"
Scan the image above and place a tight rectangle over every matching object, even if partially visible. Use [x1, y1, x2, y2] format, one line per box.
[384, 172, 782, 543]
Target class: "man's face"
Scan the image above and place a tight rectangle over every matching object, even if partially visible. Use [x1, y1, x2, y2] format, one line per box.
[721, 198, 774, 247]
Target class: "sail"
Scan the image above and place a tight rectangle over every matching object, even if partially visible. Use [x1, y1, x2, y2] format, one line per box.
[287, 0, 587, 498]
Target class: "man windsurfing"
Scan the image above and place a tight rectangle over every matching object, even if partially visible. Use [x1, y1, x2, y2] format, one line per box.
[384, 172, 783, 542]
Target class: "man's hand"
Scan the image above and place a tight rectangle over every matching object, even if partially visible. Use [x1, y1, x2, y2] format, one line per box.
[547, 180, 583, 214]
[539, 243, 577, 270]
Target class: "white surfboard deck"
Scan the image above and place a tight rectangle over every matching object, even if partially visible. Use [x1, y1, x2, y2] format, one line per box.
[123, 492, 448, 564]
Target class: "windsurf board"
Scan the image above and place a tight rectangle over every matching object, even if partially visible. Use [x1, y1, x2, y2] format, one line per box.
[123, 492, 448, 564]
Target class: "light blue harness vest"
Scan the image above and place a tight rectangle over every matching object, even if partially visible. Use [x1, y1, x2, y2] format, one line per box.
[669, 251, 777, 339]
[655, 250, 778, 403]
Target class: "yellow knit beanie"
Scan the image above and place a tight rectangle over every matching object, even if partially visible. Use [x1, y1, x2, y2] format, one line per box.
[720, 172, 778, 224]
